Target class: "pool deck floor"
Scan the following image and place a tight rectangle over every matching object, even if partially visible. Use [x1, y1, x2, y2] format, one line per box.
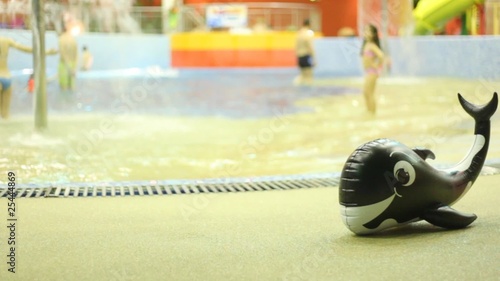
[0, 175, 499, 280]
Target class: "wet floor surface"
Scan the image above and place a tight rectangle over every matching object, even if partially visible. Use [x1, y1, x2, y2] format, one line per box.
[1, 72, 500, 184]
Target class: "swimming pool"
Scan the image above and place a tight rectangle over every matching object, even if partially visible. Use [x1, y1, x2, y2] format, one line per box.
[10, 69, 356, 118]
[2, 69, 500, 186]
[2, 69, 360, 184]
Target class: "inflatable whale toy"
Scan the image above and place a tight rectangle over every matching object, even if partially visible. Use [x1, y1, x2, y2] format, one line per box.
[339, 93, 498, 235]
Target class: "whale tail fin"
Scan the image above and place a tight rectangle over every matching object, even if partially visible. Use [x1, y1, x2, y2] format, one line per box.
[458, 92, 498, 122]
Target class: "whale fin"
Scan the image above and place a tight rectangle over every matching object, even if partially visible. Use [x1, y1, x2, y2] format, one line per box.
[422, 206, 477, 229]
[413, 147, 436, 161]
[458, 92, 498, 122]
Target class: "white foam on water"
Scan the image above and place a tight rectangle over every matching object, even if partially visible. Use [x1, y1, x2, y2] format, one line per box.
[378, 76, 430, 85]
[11, 67, 180, 79]
[8, 132, 65, 147]
[77, 67, 180, 79]
[340, 76, 431, 85]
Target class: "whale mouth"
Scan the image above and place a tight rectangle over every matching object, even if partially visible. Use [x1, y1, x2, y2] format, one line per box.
[394, 188, 402, 198]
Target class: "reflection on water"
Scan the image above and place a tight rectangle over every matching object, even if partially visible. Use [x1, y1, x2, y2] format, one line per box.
[2, 72, 500, 184]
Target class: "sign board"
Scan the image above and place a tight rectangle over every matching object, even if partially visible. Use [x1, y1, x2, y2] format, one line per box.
[206, 5, 248, 29]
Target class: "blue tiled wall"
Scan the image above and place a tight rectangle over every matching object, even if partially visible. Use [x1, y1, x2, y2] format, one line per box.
[386, 36, 500, 79]
[3, 29, 499, 79]
[314, 36, 500, 79]
[3, 29, 170, 75]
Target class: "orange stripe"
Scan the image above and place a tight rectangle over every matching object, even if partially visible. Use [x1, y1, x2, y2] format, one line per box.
[172, 50, 296, 67]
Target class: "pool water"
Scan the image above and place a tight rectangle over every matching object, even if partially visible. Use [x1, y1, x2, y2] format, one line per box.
[2, 70, 500, 185]
[10, 69, 356, 118]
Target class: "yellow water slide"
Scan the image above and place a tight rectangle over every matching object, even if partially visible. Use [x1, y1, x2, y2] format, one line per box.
[413, 0, 485, 34]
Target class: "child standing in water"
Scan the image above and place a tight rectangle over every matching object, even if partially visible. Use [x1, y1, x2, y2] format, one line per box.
[80, 46, 93, 71]
[360, 24, 385, 115]
[294, 19, 315, 86]
[27, 74, 35, 94]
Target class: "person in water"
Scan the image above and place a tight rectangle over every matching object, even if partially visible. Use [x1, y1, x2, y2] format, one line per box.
[0, 36, 57, 119]
[294, 19, 315, 85]
[27, 74, 35, 93]
[58, 25, 78, 92]
[360, 24, 385, 115]
[80, 45, 93, 71]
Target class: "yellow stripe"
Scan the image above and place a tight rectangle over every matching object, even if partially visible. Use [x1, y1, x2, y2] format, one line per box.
[171, 32, 298, 50]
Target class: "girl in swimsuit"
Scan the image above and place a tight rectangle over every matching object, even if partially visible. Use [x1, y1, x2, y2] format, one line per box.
[360, 24, 385, 115]
[0, 37, 57, 119]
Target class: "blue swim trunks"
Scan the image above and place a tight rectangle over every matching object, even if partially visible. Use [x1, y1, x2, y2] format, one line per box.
[0, 77, 12, 90]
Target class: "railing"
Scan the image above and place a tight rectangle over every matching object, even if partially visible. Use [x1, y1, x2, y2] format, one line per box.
[0, 2, 320, 34]
[129, 6, 164, 34]
[179, 5, 205, 32]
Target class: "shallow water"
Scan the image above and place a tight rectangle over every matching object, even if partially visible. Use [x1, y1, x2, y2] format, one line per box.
[2, 71, 500, 184]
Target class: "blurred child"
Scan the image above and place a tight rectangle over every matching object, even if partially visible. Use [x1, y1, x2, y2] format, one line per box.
[27, 74, 35, 93]
[80, 46, 93, 71]
[0, 36, 57, 119]
[58, 26, 78, 91]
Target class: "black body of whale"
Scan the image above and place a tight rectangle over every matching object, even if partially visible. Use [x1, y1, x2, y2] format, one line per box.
[339, 93, 498, 235]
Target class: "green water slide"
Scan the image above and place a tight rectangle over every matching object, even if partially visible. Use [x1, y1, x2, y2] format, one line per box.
[413, 0, 484, 35]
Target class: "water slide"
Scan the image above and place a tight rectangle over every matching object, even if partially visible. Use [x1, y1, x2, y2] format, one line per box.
[413, 0, 485, 34]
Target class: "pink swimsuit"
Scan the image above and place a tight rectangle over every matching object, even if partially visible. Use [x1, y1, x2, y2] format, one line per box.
[365, 67, 381, 75]
[363, 50, 376, 58]
[363, 50, 381, 75]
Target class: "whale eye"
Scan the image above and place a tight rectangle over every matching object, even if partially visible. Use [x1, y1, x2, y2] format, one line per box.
[393, 160, 416, 186]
